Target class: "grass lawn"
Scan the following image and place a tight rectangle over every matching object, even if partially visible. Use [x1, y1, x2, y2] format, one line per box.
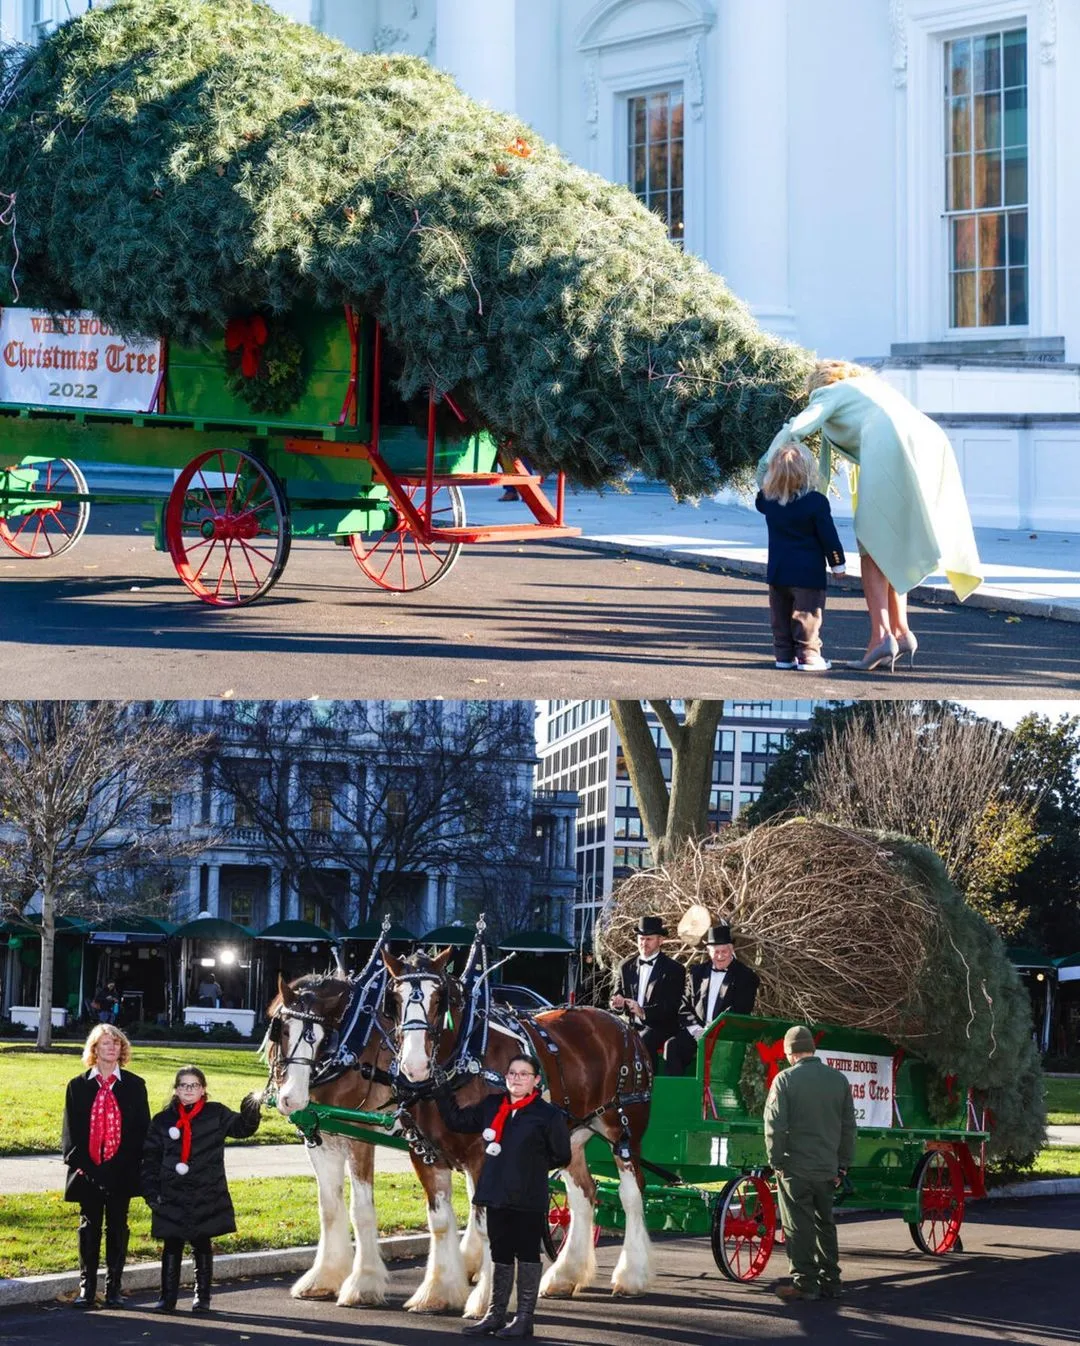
[0, 1044, 296, 1154]
[1029, 1144, 1080, 1179]
[0, 1172, 470, 1279]
[1044, 1076, 1080, 1126]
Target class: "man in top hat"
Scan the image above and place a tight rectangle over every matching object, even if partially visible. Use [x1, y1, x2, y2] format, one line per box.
[764, 1025, 856, 1302]
[609, 915, 685, 1068]
[665, 924, 759, 1076]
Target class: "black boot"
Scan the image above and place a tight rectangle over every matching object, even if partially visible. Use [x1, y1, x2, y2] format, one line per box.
[495, 1262, 542, 1339]
[191, 1246, 213, 1315]
[152, 1245, 183, 1313]
[73, 1223, 101, 1308]
[463, 1262, 515, 1336]
[103, 1223, 129, 1308]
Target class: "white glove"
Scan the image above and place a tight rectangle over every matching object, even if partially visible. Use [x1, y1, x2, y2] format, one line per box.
[688, 1024, 705, 1040]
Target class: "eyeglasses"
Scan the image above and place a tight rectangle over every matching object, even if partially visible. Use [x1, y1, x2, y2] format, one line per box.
[505, 1071, 537, 1079]
[176, 1082, 204, 1091]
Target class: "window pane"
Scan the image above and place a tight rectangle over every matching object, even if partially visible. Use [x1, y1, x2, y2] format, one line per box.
[972, 33, 1000, 93]
[979, 213, 1006, 269]
[1008, 267, 1029, 325]
[632, 145, 646, 196]
[1003, 88, 1027, 147]
[649, 91, 668, 141]
[1003, 28, 1026, 88]
[974, 151, 1001, 207]
[1007, 211, 1027, 266]
[973, 93, 1000, 150]
[631, 98, 646, 146]
[950, 97, 970, 152]
[670, 137, 684, 191]
[980, 269, 1007, 326]
[953, 270, 976, 327]
[649, 141, 668, 192]
[948, 38, 971, 96]
[947, 155, 972, 211]
[1004, 149, 1027, 206]
[670, 95, 684, 140]
[668, 189, 684, 239]
[952, 216, 976, 269]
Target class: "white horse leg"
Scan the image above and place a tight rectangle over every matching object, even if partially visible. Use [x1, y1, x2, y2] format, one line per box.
[540, 1140, 597, 1299]
[460, 1170, 486, 1283]
[292, 1138, 353, 1299]
[404, 1173, 470, 1313]
[462, 1208, 492, 1320]
[337, 1143, 390, 1306]
[610, 1162, 653, 1297]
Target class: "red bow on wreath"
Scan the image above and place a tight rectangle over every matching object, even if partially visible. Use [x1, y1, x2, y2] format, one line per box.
[225, 315, 268, 378]
[755, 1038, 789, 1090]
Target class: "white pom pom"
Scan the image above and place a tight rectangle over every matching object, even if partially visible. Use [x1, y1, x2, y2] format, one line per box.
[168, 1126, 181, 1140]
[482, 1128, 496, 1142]
[175, 1161, 189, 1175]
[485, 1142, 501, 1156]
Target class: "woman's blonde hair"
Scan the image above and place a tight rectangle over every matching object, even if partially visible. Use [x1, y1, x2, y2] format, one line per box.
[761, 442, 818, 506]
[82, 1023, 133, 1069]
[807, 358, 870, 392]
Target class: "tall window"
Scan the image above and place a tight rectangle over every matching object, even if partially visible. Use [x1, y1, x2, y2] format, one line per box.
[29, 1, 56, 42]
[627, 88, 684, 244]
[944, 28, 1028, 328]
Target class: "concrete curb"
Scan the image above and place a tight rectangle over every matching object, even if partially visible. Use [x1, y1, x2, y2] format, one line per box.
[570, 537, 1080, 624]
[986, 1177, 1080, 1199]
[0, 1234, 428, 1310]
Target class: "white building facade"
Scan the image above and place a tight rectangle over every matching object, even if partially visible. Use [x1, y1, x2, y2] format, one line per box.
[6, 0, 1079, 528]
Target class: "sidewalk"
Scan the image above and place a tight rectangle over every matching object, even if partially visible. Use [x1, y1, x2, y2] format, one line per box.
[541, 486, 1080, 624]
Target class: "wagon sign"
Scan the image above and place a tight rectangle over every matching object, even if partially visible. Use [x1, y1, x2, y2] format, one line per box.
[0, 308, 161, 412]
[820, 1050, 894, 1128]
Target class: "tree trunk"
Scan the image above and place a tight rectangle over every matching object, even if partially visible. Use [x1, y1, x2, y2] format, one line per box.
[36, 875, 55, 1051]
[611, 700, 725, 864]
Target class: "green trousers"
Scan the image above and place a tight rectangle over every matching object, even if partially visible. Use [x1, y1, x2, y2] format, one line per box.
[775, 1173, 840, 1294]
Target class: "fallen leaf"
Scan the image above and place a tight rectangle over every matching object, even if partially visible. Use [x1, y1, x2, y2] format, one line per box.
[220, 689, 236, 698]
[1005, 615, 1022, 623]
[468, 678, 489, 684]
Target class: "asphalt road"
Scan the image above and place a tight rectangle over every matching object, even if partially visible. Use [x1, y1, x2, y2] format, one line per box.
[1, 509, 1078, 698]
[2, 1198, 1078, 1345]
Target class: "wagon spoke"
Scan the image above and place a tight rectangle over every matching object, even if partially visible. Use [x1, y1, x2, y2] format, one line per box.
[0, 458, 90, 560]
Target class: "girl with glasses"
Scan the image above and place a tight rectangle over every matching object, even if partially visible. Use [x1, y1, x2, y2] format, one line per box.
[436, 1053, 571, 1338]
[141, 1067, 262, 1315]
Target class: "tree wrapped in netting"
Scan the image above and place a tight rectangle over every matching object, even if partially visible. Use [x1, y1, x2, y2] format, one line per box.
[0, 0, 815, 495]
[599, 820, 1046, 1164]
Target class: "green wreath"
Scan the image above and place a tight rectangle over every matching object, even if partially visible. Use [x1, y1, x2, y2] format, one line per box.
[738, 1041, 788, 1116]
[223, 315, 308, 416]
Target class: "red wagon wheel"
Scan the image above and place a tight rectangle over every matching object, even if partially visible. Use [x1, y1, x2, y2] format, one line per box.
[908, 1149, 965, 1255]
[165, 448, 290, 606]
[711, 1175, 777, 1281]
[0, 457, 89, 558]
[543, 1190, 601, 1260]
[349, 483, 464, 592]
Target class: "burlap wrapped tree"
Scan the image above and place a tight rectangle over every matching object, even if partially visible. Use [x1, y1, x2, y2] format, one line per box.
[599, 820, 1046, 1164]
[0, 0, 815, 496]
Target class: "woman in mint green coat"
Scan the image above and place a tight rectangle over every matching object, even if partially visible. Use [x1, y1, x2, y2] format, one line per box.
[762, 361, 983, 671]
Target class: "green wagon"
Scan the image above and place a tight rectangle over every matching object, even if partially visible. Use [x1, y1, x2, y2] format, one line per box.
[0, 305, 578, 604]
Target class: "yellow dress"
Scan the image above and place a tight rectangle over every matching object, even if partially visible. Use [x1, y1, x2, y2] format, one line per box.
[763, 375, 983, 600]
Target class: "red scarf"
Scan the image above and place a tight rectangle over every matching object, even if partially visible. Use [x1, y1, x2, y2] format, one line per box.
[174, 1097, 206, 1173]
[88, 1074, 122, 1164]
[483, 1090, 538, 1155]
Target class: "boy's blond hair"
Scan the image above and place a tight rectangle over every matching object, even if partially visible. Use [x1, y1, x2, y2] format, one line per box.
[761, 442, 817, 506]
[807, 358, 870, 392]
[82, 1023, 133, 1069]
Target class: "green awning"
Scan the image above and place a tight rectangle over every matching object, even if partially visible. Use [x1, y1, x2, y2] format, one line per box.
[256, 920, 335, 942]
[1007, 946, 1055, 969]
[341, 920, 416, 943]
[1054, 952, 1080, 969]
[497, 930, 574, 953]
[0, 914, 90, 937]
[420, 925, 481, 948]
[173, 915, 255, 941]
[93, 916, 177, 935]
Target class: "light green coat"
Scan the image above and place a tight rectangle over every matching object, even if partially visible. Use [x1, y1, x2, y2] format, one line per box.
[763, 375, 983, 600]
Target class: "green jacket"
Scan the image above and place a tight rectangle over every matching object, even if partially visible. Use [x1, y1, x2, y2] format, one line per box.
[763, 1056, 857, 1181]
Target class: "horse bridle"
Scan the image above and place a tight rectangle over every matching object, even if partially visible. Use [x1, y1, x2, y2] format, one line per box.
[267, 1003, 338, 1081]
[387, 967, 457, 1072]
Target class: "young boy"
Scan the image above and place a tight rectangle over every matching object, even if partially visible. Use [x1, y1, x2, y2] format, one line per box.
[756, 442, 846, 671]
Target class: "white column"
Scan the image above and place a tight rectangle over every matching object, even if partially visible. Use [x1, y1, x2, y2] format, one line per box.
[186, 864, 202, 921]
[206, 864, 221, 918]
[268, 869, 283, 925]
[435, 0, 516, 112]
[283, 871, 299, 923]
[715, 0, 797, 340]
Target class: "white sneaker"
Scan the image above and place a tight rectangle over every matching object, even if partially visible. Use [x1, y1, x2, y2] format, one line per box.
[795, 657, 832, 671]
[775, 659, 797, 670]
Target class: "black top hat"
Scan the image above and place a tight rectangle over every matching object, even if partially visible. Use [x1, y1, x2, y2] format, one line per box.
[634, 915, 668, 937]
[703, 924, 733, 946]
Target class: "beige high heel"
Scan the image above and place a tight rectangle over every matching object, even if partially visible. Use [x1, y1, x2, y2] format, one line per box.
[896, 631, 918, 667]
[837, 634, 899, 672]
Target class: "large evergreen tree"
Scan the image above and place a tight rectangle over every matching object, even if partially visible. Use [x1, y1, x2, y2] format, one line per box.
[0, 0, 815, 496]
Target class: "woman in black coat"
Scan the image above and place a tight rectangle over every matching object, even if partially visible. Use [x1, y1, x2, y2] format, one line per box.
[62, 1025, 150, 1308]
[141, 1066, 261, 1315]
[437, 1053, 571, 1339]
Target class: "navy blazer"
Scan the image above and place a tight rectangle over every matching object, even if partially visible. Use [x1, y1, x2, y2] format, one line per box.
[755, 490, 845, 589]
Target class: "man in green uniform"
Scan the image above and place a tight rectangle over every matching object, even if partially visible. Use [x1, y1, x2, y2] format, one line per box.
[763, 1025, 856, 1301]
